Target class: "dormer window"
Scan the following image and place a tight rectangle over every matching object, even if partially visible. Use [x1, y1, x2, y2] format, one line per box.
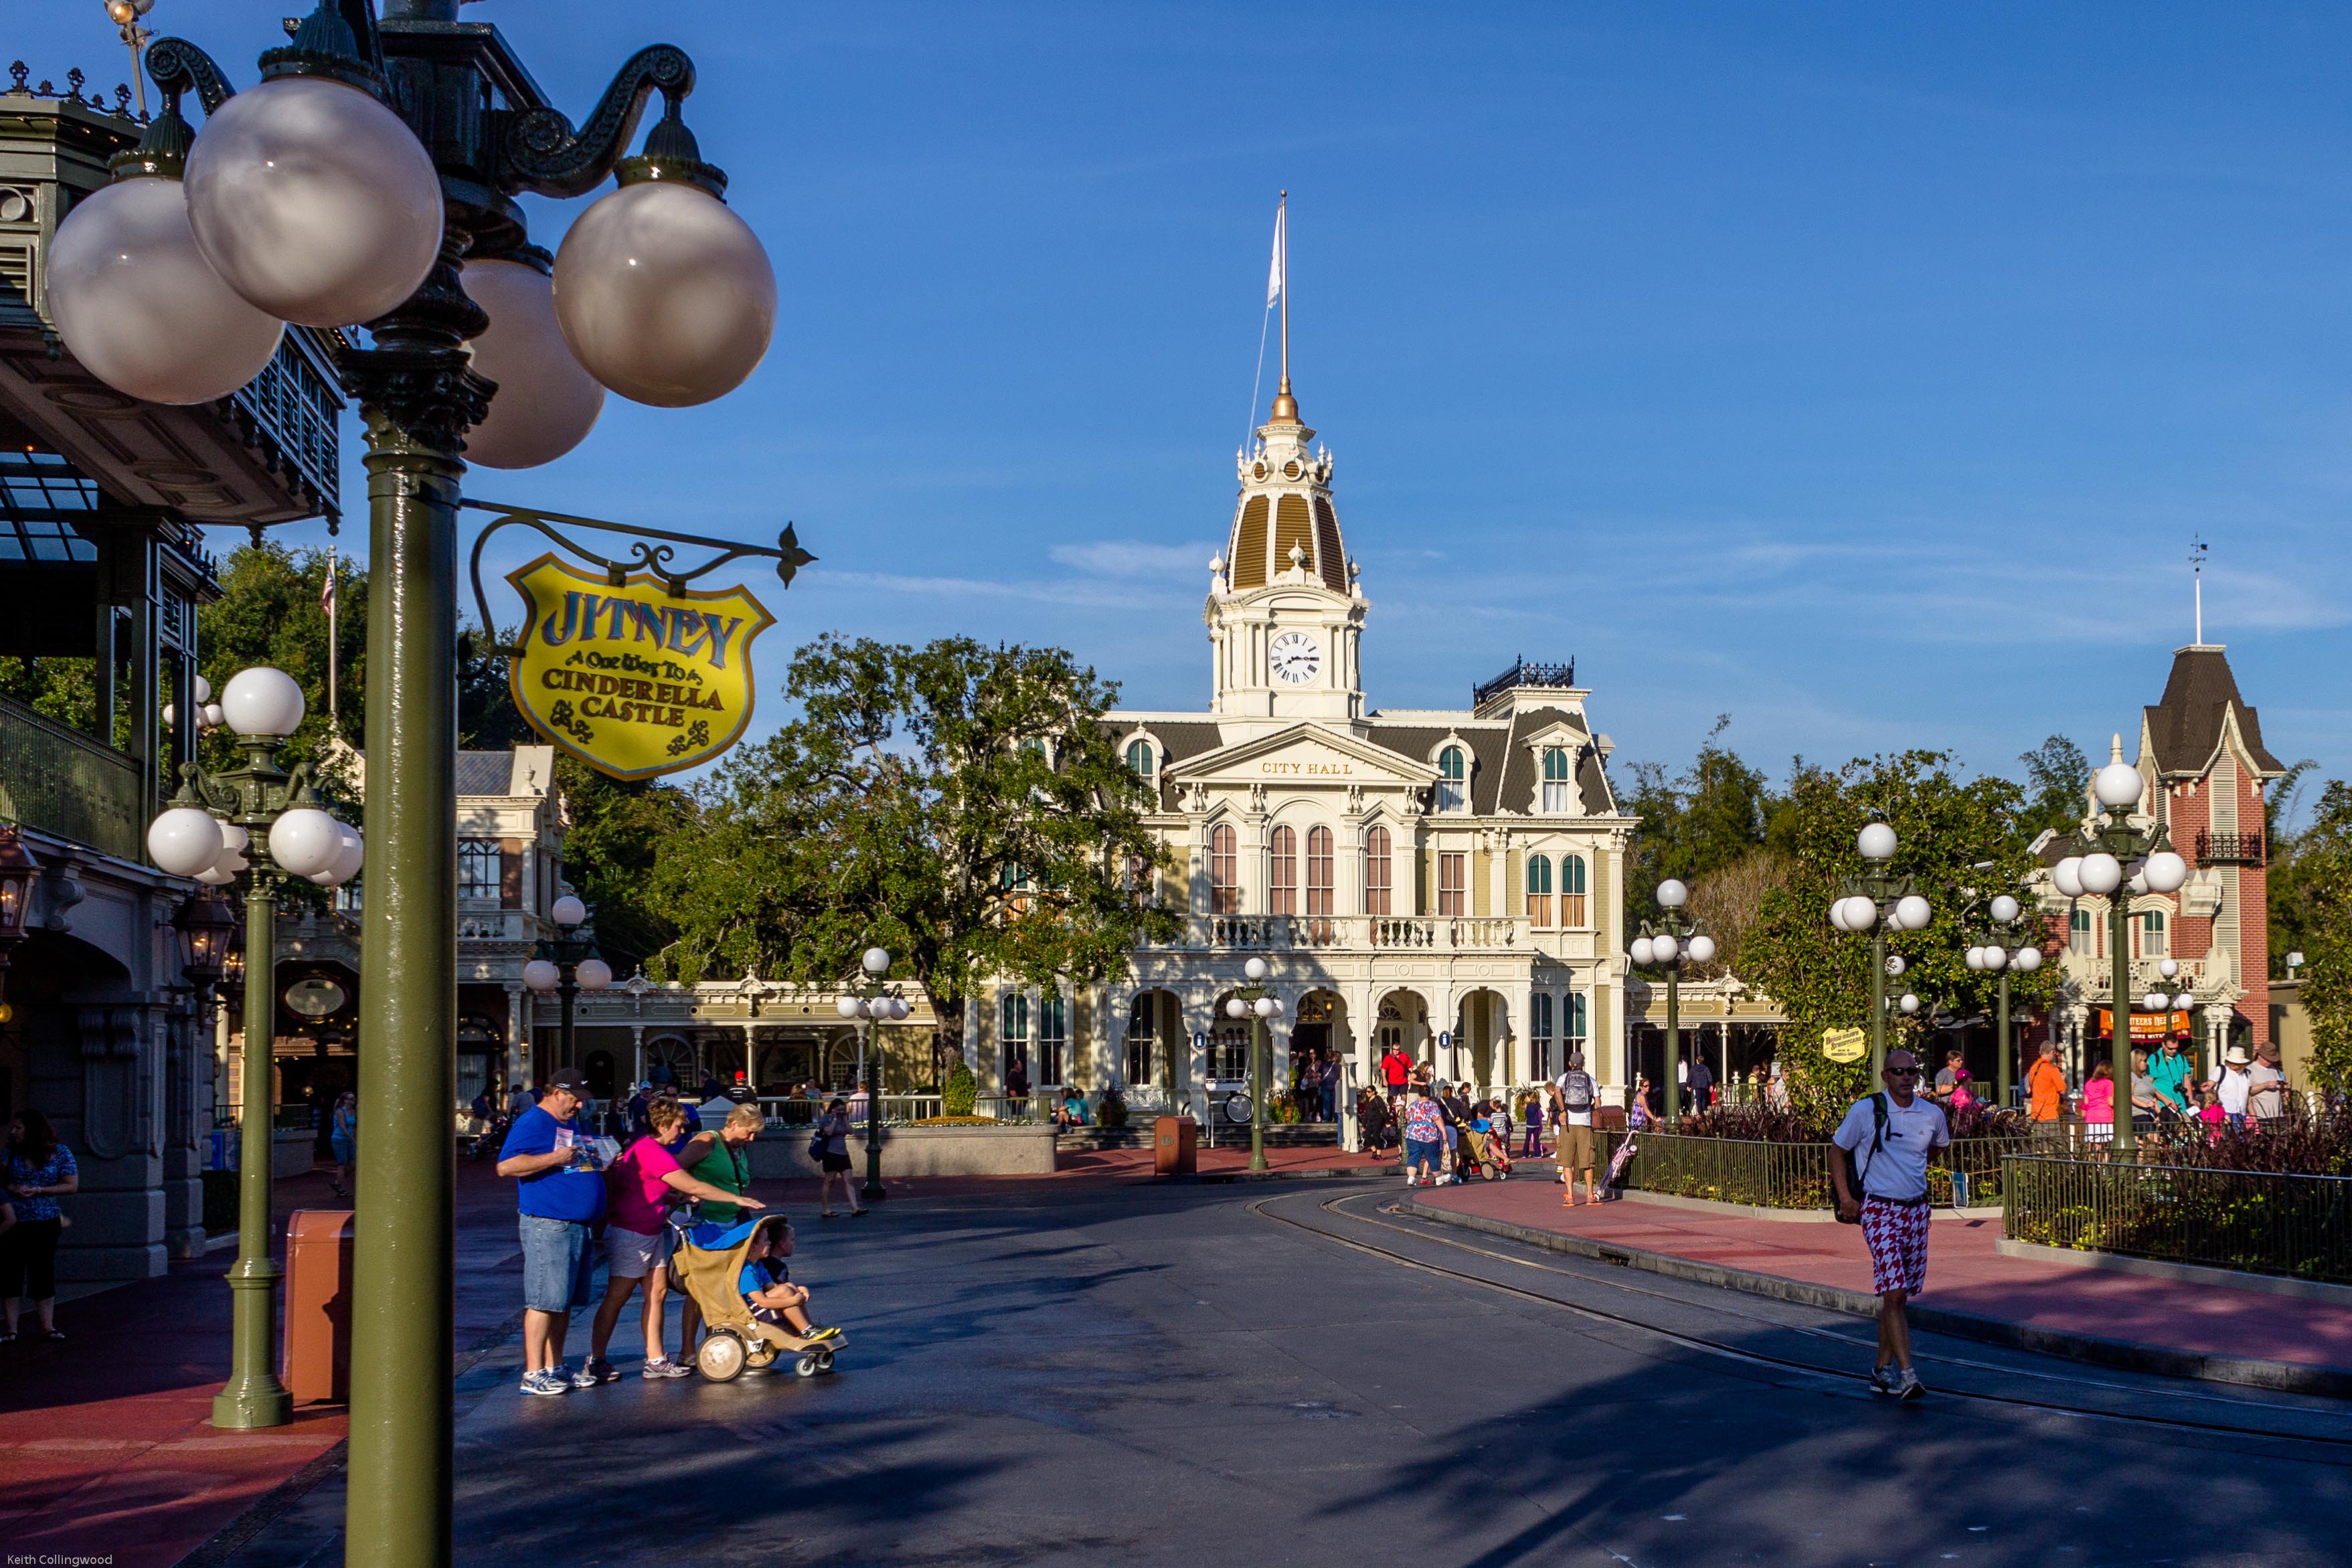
[1436, 746, 1467, 812]
[1541, 746, 1574, 812]
[1126, 739, 1155, 778]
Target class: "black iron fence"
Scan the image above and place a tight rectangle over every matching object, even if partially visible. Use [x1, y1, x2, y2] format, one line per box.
[2002, 1156, 2352, 1286]
[1598, 1130, 2037, 1210]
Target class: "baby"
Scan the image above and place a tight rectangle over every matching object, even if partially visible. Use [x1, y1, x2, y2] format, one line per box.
[739, 1223, 840, 1342]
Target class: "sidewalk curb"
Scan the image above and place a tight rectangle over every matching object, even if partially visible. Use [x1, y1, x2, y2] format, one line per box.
[1395, 1199, 2352, 1401]
[1185, 1166, 1388, 1185]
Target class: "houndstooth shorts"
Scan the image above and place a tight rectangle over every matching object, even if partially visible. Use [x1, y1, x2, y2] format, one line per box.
[1860, 1195, 1931, 1297]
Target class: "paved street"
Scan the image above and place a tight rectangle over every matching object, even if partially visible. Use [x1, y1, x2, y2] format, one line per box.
[216, 1174, 2350, 1568]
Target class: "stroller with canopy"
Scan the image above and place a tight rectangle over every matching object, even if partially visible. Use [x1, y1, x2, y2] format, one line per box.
[665, 1212, 846, 1382]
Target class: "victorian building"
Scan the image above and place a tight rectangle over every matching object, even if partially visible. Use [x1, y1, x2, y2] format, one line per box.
[967, 376, 1637, 1117]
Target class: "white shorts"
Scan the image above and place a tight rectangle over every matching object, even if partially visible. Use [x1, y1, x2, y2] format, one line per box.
[603, 1224, 667, 1281]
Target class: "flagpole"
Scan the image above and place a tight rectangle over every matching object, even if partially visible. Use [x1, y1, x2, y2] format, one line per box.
[1278, 190, 1289, 400]
[327, 545, 338, 731]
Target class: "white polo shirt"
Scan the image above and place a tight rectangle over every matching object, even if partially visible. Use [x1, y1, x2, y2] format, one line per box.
[1832, 1092, 1950, 1203]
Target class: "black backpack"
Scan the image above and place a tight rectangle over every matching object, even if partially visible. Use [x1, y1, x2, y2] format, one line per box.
[1835, 1093, 1889, 1225]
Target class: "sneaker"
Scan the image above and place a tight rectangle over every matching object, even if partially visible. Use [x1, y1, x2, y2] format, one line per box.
[641, 1357, 691, 1379]
[801, 1324, 842, 1343]
[572, 1359, 617, 1389]
[1896, 1369, 1926, 1402]
[518, 1369, 569, 1397]
[1868, 1365, 1898, 1397]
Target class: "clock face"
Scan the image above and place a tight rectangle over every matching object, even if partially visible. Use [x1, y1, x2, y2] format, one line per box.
[1270, 632, 1321, 685]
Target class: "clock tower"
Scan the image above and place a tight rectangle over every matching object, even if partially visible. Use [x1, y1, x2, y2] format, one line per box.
[1205, 379, 1367, 726]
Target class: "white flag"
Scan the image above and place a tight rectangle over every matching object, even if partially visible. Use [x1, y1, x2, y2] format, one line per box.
[1266, 203, 1284, 309]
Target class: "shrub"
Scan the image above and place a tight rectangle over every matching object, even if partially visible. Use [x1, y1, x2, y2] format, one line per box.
[1097, 1085, 1128, 1128]
[942, 1061, 978, 1117]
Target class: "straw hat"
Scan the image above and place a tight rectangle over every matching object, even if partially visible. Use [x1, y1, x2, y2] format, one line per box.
[2223, 1045, 2252, 1066]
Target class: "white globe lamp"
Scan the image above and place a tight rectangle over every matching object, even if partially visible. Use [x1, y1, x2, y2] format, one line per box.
[183, 76, 444, 327]
[267, 807, 343, 878]
[1630, 936, 1655, 965]
[1244, 956, 1269, 983]
[2094, 760, 2144, 811]
[2141, 991, 2167, 1013]
[575, 957, 613, 991]
[1989, 893, 2020, 924]
[863, 946, 892, 976]
[835, 996, 861, 1020]
[47, 174, 285, 405]
[220, 666, 305, 738]
[1983, 946, 2007, 972]
[460, 255, 606, 468]
[523, 959, 561, 994]
[2076, 853, 2122, 895]
[2158, 957, 2179, 980]
[1966, 947, 1985, 970]
[1885, 954, 1906, 977]
[2143, 851, 2189, 894]
[196, 864, 237, 886]
[1857, 822, 1898, 861]
[1894, 895, 1932, 931]
[1899, 993, 1920, 1015]
[2053, 857, 2085, 898]
[1657, 878, 1688, 909]
[2013, 946, 2042, 972]
[1254, 996, 1278, 1019]
[551, 895, 587, 928]
[147, 807, 226, 878]
[1687, 934, 1717, 964]
[1225, 997, 1248, 1019]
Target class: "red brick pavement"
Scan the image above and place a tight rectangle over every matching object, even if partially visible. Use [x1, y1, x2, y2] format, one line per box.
[1410, 1178, 2352, 1375]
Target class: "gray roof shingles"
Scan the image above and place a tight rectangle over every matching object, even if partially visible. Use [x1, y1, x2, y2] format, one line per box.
[2143, 648, 2284, 777]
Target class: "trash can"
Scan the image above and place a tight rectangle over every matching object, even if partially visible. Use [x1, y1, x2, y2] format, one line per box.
[1154, 1115, 1197, 1177]
[282, 1207, 356, 1404]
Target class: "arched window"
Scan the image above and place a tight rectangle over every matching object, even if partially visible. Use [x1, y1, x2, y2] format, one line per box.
[1306, 826, 1335, 917]
[1269, 826, 1298, 915]
[1436, 746, 1467, 812]
[1541, 746, 1574, 813]
[1562, 853, 1588, 927]
[1363, 826, 1392, 916]
[1000, 992, 1030, 1079]
[2070, 906, 2092, 956]
[1530, 992, 1556, 1080]
[1037, 994, 1068, 1085]
[2138, 909, 2167, 959]
[1126, 738, 1155, 777]
[1525, 853, 1554, 927]
[1208, 823, 1239, 914]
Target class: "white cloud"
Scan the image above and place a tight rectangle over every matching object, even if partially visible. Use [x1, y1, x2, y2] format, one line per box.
[1048, 540, 1215, 577]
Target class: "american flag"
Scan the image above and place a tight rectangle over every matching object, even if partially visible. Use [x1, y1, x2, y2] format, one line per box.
[320, 547, 337, 616]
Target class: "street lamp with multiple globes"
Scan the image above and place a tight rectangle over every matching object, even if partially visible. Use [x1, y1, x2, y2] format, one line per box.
[45, 5, 776, 1555]
[1958, 888, 2045, 1108]
[2049, 739, 2190, 1159]
[144, 665, 361, 1429]
[521, 895, 612, 1077]
[1628, 879, 1715, 1122]
[1224, 956, 1285, 1172]
[835, 948, 910, 1202]
[1828, 820, 1934, 1079]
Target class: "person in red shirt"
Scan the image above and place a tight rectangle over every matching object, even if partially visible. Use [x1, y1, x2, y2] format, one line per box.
[1379, 1045, 1412, 1106]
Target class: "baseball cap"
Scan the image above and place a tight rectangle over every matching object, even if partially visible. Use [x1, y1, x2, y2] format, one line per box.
[546, 1067, 589, 1094]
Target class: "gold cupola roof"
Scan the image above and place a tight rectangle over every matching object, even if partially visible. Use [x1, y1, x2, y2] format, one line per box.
[1224, 386, 1346, 594]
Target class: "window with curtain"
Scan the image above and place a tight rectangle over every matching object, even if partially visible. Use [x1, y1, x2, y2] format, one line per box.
[1123, 853, 1152, 909]
[1000, 992, 1030, 1078]
[1126, 994, 1156, 1087]
[1562, 853, 1588, 927]
[1435, 746, 1467, 812]
[458, 839, 500, 901]
[1126, 738, 1154, 777]
[2070, 907, 2092, 955]
[1269, 825, 1298, 915]
[1541, 746, 1574, 812]
[1037, 994, 1068, 1083]
[1364, 826, 1392, 916]
[1306, 826, 1334, 917]
[1567, 992, 1588, 1047]
[2139, 909, 2167, 958]
[1530, 992, 1555, 1080]
[1438, 852, 1466, 916]
[1209, 824, 1239, 913]
[1526, 853, 1553, 926]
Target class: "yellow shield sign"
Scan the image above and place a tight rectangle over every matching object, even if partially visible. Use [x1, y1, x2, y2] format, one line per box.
[1820, 1027, 1869, 1065]
[506, 554, 774, 781]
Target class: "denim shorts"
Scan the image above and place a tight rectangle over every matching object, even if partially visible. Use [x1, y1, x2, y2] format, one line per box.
[519, 1214, 596, 1313]
[1405, 1136, 1442, 1168]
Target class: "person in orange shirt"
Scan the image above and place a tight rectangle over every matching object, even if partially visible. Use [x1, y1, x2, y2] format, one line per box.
[2026, 1042, 2069, 1136]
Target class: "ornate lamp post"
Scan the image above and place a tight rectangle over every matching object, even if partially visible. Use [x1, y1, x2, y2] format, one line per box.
[2048, 740, 2190, 1160]
[1629, 879, 1714, 1123]
[522, 895, 612, 1079]
[0, 821, 42, 1021]
[1959, 888, 2044, 1108]
[835, 946, 909, 1202]
[45, 7, 774, 1556]
[1829, 820, 1934, 1079]
[145, 665, 361, 1429]
[1225, 956, 1284, 1172]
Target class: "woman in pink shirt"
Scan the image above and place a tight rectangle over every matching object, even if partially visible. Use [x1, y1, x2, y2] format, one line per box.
[2081, 1062, 2114, 1154]
[582, 1100, 765, 1382]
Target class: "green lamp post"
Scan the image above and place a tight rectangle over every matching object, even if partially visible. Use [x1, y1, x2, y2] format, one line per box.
[2051, 739, 2191, 1160]
[145, 665, 363, 1430]
[837, 946, 908, 1202]
[1630, 879, 1713, 1124]
[1226, 956, 1284, 1172]
[522, 895, 612, 1078]
[1829, 820, 1934, 1080]
[46, 4, 778, 1560]
[1958, 887, 2044, 1110]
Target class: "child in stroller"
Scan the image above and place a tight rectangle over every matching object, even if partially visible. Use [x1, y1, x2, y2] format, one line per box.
[667, 1211, 847, 1382]
[742, 1223, 839, 1343]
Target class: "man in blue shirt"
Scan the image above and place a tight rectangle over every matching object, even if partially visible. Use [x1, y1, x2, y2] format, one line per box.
[497, 1067, 608, 1395]
[2149, 1038, 2194, 1120]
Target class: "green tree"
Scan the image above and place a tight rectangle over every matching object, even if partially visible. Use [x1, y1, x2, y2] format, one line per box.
[651, 633, 1181, 1084]
[2015, 734, 2090, 846]
[1742, 750, 2058, 1123]
[196, 543, 365, 776]
[1624, 715, 1778, 925]
[2291, 781, 2352, 1096]
[556, 755, 689, 980]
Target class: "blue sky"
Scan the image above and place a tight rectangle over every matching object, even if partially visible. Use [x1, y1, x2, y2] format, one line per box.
[25, 3, 2352, 808]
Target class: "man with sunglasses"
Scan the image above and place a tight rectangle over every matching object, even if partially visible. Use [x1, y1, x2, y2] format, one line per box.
[1830, 1049, 1950, 1401]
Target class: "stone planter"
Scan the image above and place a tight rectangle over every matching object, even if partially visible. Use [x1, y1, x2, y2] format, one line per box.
[746, 1122, 1060, 1180]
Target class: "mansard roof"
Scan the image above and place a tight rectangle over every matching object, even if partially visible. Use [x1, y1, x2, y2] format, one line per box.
[2141, 645, 2285, 779]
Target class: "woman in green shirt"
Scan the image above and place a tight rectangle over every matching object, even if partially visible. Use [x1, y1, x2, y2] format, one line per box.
[673, 1102, 764, 1359]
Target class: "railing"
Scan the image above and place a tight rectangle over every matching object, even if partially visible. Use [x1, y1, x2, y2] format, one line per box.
[2195, 830, 2264, 866]
[1598, 1130, 2038, 1210]
[2003, 1156, 2352, 1286]
[1157, 913, 1558, 954]
[228, 333, 341, 516]
[0, 694, 143, 861]
[756, 1092, 1043, 1128]
[1472, 655, 1576, 709]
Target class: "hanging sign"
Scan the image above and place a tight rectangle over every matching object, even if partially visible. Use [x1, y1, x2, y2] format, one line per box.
[1820, 1027, 1868, 1064]
[506, 553, 775, 781]
[2096, 1009, 2193, 1043]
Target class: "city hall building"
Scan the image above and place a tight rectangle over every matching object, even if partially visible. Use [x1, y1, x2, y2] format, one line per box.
[968, 382, 1636, 1117]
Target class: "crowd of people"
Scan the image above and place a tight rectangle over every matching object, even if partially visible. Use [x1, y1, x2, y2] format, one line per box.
[2023, 1036, 2288, 1150]
[494, 1065, 842, 1397]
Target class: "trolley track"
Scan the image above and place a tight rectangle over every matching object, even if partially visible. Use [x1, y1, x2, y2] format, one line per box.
[1250, 1187, 2352, 1455]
